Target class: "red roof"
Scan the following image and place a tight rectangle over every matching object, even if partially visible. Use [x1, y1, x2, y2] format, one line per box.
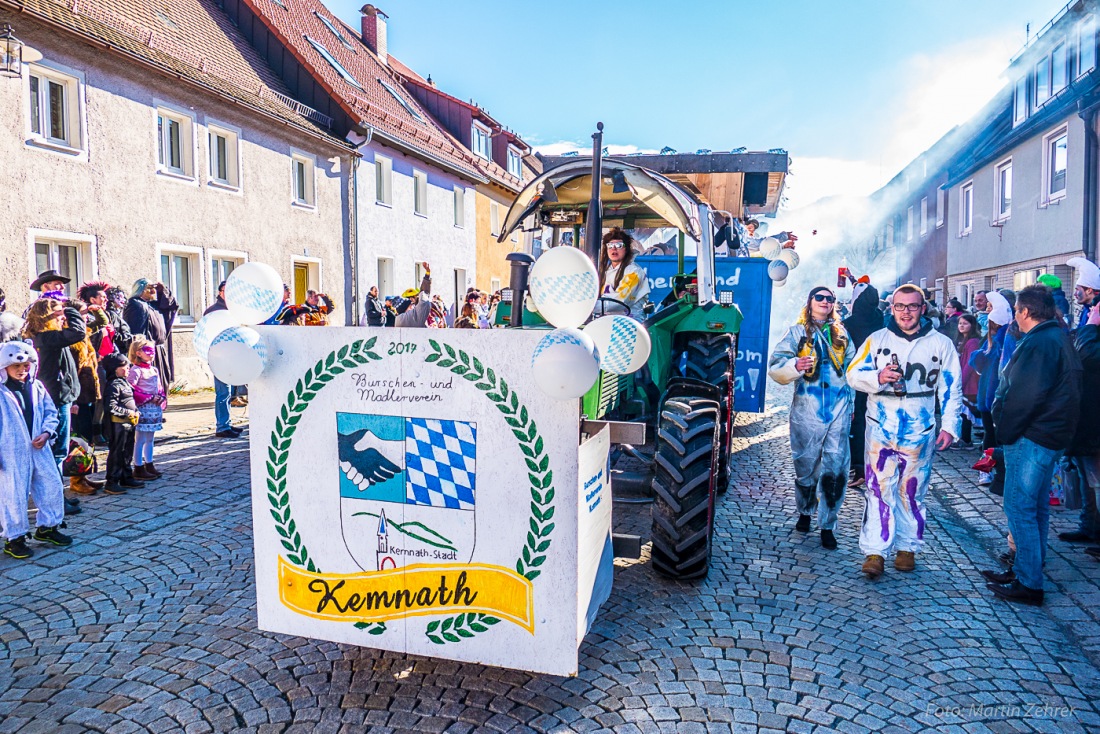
[241, 0, 485, 180]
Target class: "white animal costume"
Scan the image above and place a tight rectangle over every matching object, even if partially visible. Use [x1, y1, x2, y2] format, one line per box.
[0, 342, 65, 541]
[768, 311, 855, 530]
[846, 320, 962, 557]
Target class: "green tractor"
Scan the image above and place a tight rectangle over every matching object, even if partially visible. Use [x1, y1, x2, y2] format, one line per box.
[495, 130, 786, 579]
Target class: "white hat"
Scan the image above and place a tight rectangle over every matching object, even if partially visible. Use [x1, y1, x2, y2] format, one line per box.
[987, 291, 1013, 327]
[0, 341, 37, 370]
[1068, 256, 1100, 291]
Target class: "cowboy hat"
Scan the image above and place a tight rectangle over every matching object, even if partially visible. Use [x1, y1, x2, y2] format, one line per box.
[30, 269, 71, 291]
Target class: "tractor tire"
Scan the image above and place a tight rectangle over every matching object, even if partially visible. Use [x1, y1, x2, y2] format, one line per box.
[650, 396, 720, 580]
[683, 333, 736, 493]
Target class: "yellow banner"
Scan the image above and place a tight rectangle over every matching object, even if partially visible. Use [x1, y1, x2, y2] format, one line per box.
[277, 557, 535, 633]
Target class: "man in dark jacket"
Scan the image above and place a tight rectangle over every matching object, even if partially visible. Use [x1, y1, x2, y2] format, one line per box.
[363, 286, 385, 327]
[842, 281, 880, 488]
[202, 281, 241, 440]
[1069, 304, 1100, 558]
[984, 285, 1082, 606]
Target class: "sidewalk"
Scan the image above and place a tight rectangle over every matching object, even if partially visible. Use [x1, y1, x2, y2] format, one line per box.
[151, 389, 249, 442]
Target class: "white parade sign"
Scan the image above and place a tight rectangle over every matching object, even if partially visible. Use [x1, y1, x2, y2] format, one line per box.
[248, 327, 609, 676]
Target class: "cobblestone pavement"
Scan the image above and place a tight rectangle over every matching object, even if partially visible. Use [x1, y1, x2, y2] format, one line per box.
[2, 397, 1100, 733]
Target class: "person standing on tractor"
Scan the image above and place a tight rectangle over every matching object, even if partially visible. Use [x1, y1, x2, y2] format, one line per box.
[847, 284, 962, 579]
[768, 287, 855, 550]
[597, 228, 650, 317]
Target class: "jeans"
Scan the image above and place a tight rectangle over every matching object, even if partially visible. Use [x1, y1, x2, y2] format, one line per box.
[214, 377, 231, 432]
[1002, 437, 1063, 591]
[1075, 454, 1100, 537]
[51, 401, 72, 474]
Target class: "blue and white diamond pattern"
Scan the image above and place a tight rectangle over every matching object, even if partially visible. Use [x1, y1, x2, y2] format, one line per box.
[210, 326, 267, 361]
[405, 418, 476, 510]
[531, 271, 597, 306]
[601, 316, 638, 373]
[531, 329, 593, 363]
[225, 277, 281, 321]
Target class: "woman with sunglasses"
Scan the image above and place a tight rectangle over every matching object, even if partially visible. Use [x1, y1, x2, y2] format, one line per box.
[768, 286, 855, 549]
[596, 228, 650, 317]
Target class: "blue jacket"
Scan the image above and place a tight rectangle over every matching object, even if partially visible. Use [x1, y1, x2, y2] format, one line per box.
[970, 327, 1005, 413]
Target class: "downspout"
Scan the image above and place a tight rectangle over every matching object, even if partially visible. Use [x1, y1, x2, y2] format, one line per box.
[1080, 100, 1100, 263]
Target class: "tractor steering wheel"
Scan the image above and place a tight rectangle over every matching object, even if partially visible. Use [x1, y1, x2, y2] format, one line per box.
[595, 296, 631, 318]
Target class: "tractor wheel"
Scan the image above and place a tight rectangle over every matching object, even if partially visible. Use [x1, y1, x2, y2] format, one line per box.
[683, 333, 736, 493]
[650, 396, 720, 580]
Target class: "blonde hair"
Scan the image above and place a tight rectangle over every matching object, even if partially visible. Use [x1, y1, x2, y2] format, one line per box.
[128, 335, 153, 364]
[23, 298, 62, 338]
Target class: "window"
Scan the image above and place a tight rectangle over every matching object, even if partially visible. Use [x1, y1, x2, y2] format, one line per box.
[413, 169, 427, 216]
[156, 106, 194, 178]
[377, 257, 394, 298]
[207, 124, 240, 189]
[305, 36, 363, 90]
[956, 283, 972, 307]
[378, 79, 425, 122]
[919, 197, 928, 235]
[291, 152, 316, 207]
[507, 146, 523, 180]
[375, 155, 392, 205]
[936, 187, 945, 227]
[935, 278, 944, 306]
[490, 277, 501, 293]
[34, 238, 93, 297]
[453, 185, 465, 227]
[960, 182, 973, 234]
[1044, 127, 1068, 202]
[210, 254, 242, 299]
[1013, 76, 1028, 125]
[1035, 57, 1051, 105]
[490, 201, 500, 236]
[159, 248, 200, 323]
[472, 122, 491, 160]
[27, 63, 82, 151]
[906, 206, 914, 241]
[995, 159, 1012, 220]
[414, 261, 427, 284]
[1080, 18, 1097, 76]
[1051, 42, 1068, 95]
[315, 11, 353, 49]
[1013, 268, 1045, 291]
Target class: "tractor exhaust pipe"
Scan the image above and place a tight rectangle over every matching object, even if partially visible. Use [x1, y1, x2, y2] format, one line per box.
[584, 122, 604, 262]
[505, 252, 535, 327]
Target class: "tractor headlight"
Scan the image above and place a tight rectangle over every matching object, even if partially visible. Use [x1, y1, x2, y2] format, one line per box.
[719, 290, 734, 306]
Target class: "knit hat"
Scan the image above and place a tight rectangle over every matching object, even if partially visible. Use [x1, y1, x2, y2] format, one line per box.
[987, 291, 1013, 327]
[1068, 256, 1100, 291]
[0, 341, 37, 370]
[1036, 273, 1062, 289]
[100, 352, 130, 375]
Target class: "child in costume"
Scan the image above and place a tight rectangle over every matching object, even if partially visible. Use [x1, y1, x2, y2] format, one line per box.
[0, 342, 72, 559]
[127, 336, 166, 481]
[102, 352, 144, 494]
[768, 286, 855, 549]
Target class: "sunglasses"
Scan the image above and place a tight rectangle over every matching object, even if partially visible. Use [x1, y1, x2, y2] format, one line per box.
[606, 242, 626, 250]
[812, 294, 836, 303]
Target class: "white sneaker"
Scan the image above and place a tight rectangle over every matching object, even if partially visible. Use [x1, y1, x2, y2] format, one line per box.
[978, 472, 992, 486]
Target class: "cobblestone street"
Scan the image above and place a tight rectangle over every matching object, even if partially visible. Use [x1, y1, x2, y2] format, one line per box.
[2, 394, 1100, 733]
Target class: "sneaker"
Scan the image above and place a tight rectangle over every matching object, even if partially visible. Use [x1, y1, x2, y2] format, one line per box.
[894, 550, 916, 572]
[1058, 531, 1095, 543]
[104, 482, 129, 495]
[64, 498, 82, 516]
[33, 526, 73, 547]
[119, 477, 145, 489]
[821, 529, 837, 550]
[988, 580, 1044, 606]
[980, 568, 1015, 584]
[215, 429, 239, 438]
[4, 537, 33, 559]
[861, 555, 885, 578]
[977, 472, 992, 486]
[795, 514, 811, 533]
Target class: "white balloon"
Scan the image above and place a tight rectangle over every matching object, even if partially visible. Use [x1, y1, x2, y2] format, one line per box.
[192, 310, 239, 360]
[584, 315, 652, 375]
[760, 237, 783, 260]
[777, 248, 800, 269]
[773, 277, 788, 288]
[768, 260, 789, 282]
[224, 262, 284, 325]
[530, 328, 600, 400]
[207, 326, 267, 385]
[527, 247, 599, 329]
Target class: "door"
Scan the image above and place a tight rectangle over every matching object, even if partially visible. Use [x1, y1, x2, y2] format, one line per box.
[293, 263, 309, 305]
[454, 268, 467, 309]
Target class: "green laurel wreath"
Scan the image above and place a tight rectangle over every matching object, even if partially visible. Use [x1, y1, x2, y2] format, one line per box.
[423, 339, 555, 645]
[266, 338, 387, 635]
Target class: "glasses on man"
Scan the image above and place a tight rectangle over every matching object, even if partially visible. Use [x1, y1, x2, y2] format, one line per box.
[812, 294, 836, 303]
[606, 241, 626, 250]
[893, 303, 923, 312]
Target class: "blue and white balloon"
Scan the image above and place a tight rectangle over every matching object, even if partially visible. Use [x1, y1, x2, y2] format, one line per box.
[192, 310, 239, 361]
[759, 237, 783, 261]
[527, 246, 599, 329]
[530, 328, 600, 400]
[767, 259, 789, 282]
[224, 262, 284, 325]
[584, 315, 651, 375]
[207, 326, 267, 386]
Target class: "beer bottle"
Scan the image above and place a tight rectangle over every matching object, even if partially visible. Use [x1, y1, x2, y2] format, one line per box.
[890, 354, 906, 396]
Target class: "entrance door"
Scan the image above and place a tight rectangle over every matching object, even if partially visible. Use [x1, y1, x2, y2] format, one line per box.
[293, 263, 309, 305]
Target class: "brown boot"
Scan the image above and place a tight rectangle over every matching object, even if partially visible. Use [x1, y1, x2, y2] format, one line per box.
[132, 465, 153, 481]
[145, 463, 163, 478]
[68, 476, 98, 495]
[894, 551, 916, 572]
[861, 555, 885, 578]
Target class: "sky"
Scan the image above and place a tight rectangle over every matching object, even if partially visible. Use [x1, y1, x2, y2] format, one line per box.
[330, 0, 1070, 210]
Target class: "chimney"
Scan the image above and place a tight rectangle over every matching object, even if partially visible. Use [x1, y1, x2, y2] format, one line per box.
[360, 5, 388, 65]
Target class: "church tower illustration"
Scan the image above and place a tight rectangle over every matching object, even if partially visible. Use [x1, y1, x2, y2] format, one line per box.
[376, 509, 396, 570]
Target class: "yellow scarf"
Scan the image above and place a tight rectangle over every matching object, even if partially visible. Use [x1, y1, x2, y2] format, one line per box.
[798, 307, 848, 374]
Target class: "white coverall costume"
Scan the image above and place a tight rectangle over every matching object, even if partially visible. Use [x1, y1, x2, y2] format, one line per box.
[0, 345, 65, 542]
[601, 261, 650, 317]
[768, 319, 855, 530]
[846, 321, 962, 557]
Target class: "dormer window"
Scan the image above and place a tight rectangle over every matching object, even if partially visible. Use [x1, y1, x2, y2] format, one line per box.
[315, 12, 354, 49]
[378, 79, 425, 122]
[507, 146, 523, 180]
[305, 36, 362, 90]
[472, 122, 491, 160]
